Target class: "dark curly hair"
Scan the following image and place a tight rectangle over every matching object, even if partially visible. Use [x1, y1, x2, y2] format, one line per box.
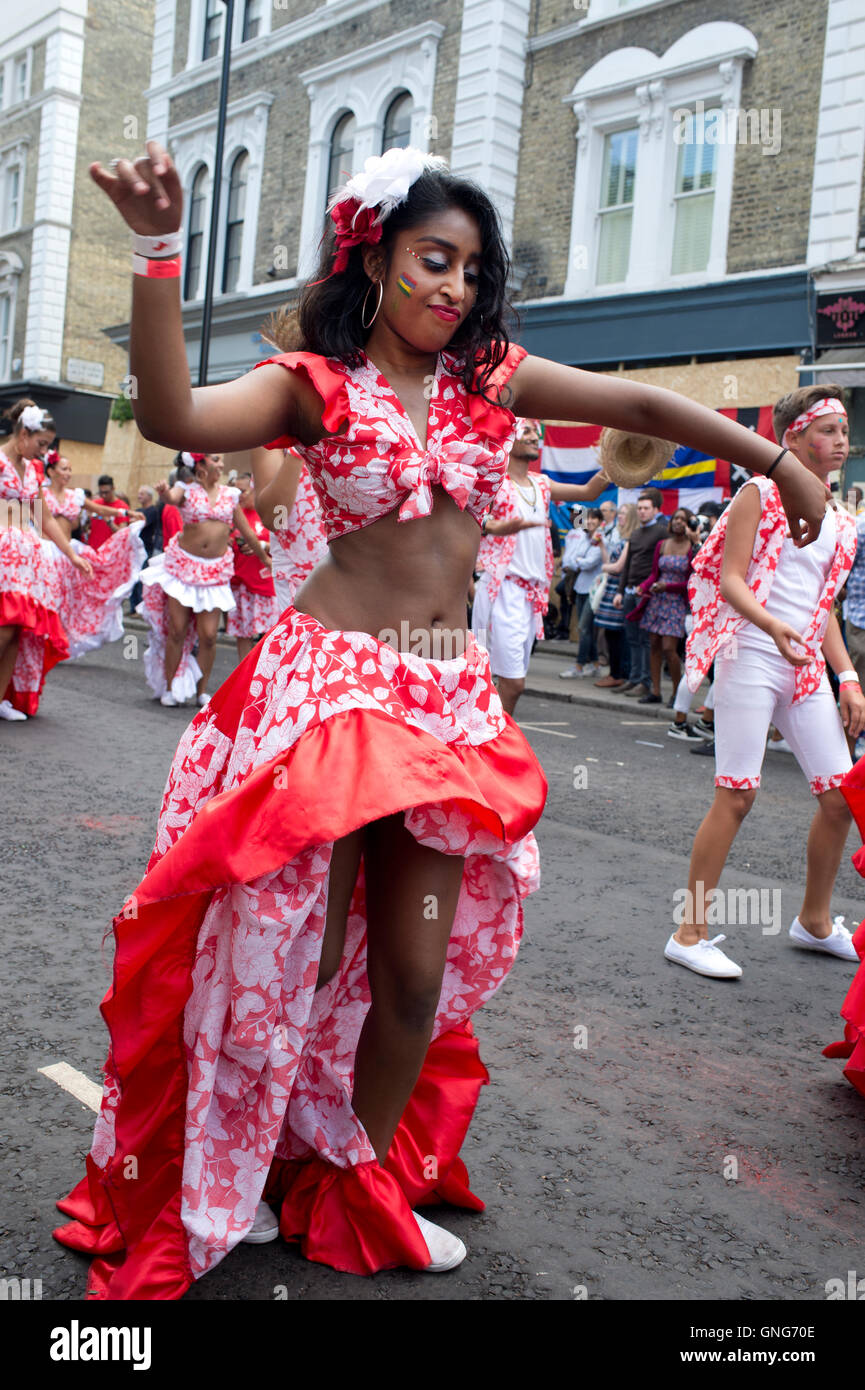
[261, 168, 517, 405]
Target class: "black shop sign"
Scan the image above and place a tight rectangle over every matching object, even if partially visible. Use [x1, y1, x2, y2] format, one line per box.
[817, 291, 865, 347]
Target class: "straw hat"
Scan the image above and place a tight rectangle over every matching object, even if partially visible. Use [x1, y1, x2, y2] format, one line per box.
[597, 428, 677, 488]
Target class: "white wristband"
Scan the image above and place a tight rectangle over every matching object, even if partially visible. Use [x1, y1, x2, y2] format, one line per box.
[131, 229, 183, 258]
[837, 669, 860, 684]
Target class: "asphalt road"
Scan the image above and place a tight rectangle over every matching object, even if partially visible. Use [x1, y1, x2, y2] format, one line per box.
[2, 637, 864, 1304]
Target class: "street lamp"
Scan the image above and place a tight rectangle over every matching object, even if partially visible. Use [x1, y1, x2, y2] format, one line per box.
[198, 0, 235, 386]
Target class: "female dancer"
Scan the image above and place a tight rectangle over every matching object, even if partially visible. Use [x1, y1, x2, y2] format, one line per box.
[667, 385, 864, 979]
[632, 505, 697, 705]
[249, 445, 328, 611]
[225, 470, 279, 662]
[140, 451, 270, 705]
[0, 400, 93, 720]
[41, 452, 146, 659]
[54, 139, 828, 1299]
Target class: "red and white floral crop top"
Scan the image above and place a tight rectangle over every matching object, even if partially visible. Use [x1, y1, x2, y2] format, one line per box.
[0, 451, 40, 502]
[253, 342, 527, 541]
[176, 480, 240, 525]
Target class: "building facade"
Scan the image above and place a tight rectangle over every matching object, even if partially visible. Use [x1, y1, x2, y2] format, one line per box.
[0, 0, 157, 481]
[26, 0, 864, 492]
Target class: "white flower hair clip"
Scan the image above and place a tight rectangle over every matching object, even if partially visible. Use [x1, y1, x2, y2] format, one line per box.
[319, 146, 449, 278]
[19, 405, 46, 431]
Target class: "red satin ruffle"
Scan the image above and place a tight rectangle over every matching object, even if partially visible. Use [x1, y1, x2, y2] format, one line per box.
[824, 774, 865, 1095]
[53, 692, 544, 1298]
[0, 588, 68, 712]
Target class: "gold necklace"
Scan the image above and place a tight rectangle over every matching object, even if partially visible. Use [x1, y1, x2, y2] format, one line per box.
[513, 474, 537, 506]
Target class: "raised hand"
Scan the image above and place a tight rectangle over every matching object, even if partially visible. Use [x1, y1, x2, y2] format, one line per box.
[89, 139, 183, 235]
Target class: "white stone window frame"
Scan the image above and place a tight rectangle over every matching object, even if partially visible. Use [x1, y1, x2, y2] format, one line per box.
[0, 251, 23, 381]
[186, 0, 273, 69]
[564, 23, 758, 300]
[168, 92, 274, 299]
[0, 139, 27, 235]
[0, 49, 32, 112]
[297, 23, 444, 280]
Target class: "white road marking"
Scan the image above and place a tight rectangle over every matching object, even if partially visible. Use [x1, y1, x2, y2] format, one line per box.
[518, 723, 578, 739]
[620, 719, 664, 726]
[635, 740, 664, 749]
[517, 720, 569, 726]
[38, 1062, 102, 1113]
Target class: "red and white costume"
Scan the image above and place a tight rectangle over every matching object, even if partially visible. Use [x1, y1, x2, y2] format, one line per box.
[54, 342, 548, 1298]
[0, 451, 69, 714]
[226, 505, 279, 639]
[825, 765, 865, 1092]
[471, 471, 553, 678]
[269, 458, 328, 611]
[686, 474, 856, 795]
[138, 480, 240, 700]
[41, 485, 146, 660]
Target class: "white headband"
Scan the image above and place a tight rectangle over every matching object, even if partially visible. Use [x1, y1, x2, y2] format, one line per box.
[19, 405, 46, 431]
[789, 398, 847, 435]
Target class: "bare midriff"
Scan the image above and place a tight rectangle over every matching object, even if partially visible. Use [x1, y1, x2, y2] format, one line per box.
[178, 518, 232, 558]
[293, 485, 480, 655]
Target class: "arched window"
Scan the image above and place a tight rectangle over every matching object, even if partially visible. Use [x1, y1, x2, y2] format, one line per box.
[222, 150, 249, 293]
[327, 113, 356, 211]
[382, 92, 413, 152]
[184, 165, 208, 300]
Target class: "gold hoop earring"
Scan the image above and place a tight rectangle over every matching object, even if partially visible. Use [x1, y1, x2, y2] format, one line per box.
[361, 278, 383, 329]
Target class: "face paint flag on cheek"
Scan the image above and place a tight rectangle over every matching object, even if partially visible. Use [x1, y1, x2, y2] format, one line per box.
[397, 273, 416, 296]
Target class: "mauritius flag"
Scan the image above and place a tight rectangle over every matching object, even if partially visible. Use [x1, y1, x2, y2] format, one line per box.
[537, 405, 777, 541]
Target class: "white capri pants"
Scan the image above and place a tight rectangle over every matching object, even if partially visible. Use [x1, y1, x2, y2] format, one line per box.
[713, 642, 851, 796]
[471, 573, 536, 680]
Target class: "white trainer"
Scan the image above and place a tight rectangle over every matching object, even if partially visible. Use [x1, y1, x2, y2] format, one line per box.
[412, 1210, 467, 1272]
[559, 665, 583, 679]
[197, 692, 211, 707]
[160, 691, 179, 707]
[664, 932, 742, 979]
[789, 915, 859, 962]
[241, 1200, 280, 1244]
[0, 700, 27, 721]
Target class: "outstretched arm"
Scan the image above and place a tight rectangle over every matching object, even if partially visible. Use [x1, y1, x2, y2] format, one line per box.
[510, 354, 827, 545]
[89, 140, 318, 453]
[549, 472, 609, 503]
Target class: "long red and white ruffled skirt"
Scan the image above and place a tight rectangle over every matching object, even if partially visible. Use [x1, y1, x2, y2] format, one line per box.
[823, 757, 865, 1093]
[138, 536, 235, 700]
[42, 522, 146, 661]
[0, 523, 69, 714]
[225, 583, 279, 639]
[54, 607, 547, 1298]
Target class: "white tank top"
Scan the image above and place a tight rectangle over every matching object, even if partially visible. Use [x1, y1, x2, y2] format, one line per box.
[507, 476, 548, 582]
[737, 503, 836, 652]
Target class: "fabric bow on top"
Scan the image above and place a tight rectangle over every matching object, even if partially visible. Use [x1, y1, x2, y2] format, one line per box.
[393, 439, 488, 524]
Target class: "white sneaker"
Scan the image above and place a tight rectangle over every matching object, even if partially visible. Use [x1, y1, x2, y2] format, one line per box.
[789, 915, 859, 962]
[241, 1200, 280, 1244]
[767, 737, 792, 753]
[412, 1210, 466, 1272]
[664, 932, 743, 979]
[0, 700, 27, 721]
[582, 663, 599, 677]
[160, 691, 179, 707]
[197, 692, 210, 707]
[559, 665, 583, 679]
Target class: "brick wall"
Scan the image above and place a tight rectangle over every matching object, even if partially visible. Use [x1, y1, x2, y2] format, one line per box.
[514, 0, 830, 299]
[62, 0, 156, 400]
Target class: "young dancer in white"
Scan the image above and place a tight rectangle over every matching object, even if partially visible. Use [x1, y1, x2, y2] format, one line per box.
[667, 385, 864, 978]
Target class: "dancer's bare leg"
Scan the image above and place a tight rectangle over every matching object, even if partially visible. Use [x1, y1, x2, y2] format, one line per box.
[194, 608, 221, 696]
[164, 596, 192, 689]
[353, 812, 465, 1164]
[797, 787, 853, 939]
[497, 675, 524, 717]
[674, 786, 756, 947]
[316, 829, 364, 990]
[236, 636, 257, 664]
[0, 626, 20, 696]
